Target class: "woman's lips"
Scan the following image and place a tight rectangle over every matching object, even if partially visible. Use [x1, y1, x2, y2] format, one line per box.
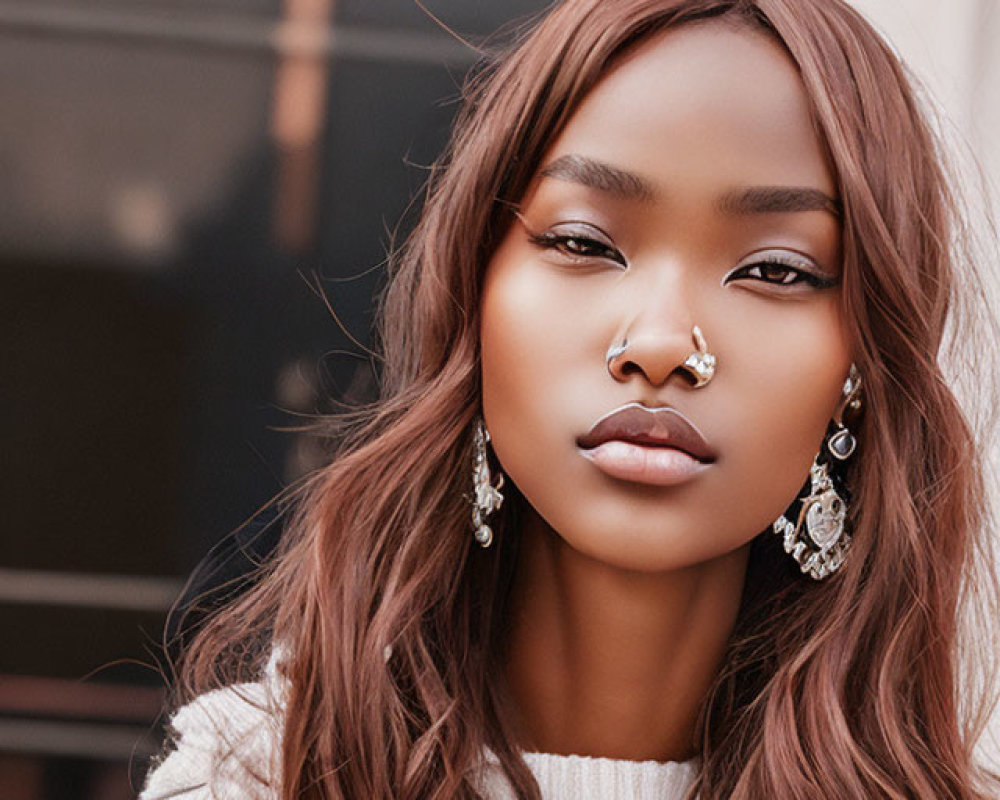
[576, 403, 716, 487]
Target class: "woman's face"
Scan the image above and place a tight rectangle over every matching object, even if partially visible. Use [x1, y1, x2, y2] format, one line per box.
[480, 21, 851, 572]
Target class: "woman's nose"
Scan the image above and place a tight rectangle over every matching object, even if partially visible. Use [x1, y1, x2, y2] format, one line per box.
[605, 261, 715, 389]
[607, 324, 703, 387]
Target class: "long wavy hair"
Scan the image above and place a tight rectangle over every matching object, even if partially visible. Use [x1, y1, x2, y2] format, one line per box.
[171, 0, 1000, 797]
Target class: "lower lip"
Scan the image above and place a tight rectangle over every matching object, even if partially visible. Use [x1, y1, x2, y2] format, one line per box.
[578, 441, 710, 486]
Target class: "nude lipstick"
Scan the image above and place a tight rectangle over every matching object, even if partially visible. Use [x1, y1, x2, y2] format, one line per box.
[576, 402, 716, 486]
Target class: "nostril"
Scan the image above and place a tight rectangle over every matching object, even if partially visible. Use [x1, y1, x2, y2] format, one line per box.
[674, 366, 699, 387]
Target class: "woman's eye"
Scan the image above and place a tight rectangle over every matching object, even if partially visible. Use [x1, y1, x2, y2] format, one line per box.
[528, 228, 626, 267]
[726, 258, 837, 290]
[747, 262, 802, 284]
[558, 236, 611, 258]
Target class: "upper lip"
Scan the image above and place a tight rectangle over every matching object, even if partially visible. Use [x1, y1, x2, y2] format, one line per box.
[576, 402, 717, 462]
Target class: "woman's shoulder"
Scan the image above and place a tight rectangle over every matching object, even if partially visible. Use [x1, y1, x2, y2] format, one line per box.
[140, 650, 288, 800]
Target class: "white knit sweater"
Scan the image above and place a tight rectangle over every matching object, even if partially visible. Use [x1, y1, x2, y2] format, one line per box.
[141, 652, 699, 800]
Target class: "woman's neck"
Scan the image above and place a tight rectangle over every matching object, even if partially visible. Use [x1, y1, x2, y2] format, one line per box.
[499, 510, 749, 763]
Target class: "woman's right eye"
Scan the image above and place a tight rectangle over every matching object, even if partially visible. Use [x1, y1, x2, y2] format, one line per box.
[528, 227, 626, 267]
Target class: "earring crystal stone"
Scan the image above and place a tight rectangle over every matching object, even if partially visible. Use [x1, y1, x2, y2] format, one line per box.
[827, 427, 856, 460]
[471, 416, 504, 548]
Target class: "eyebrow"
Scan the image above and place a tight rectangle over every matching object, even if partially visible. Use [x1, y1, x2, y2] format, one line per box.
[718, 185, 842, 218]
[538, 154, 656, 202]
[537, 153, 841, 218]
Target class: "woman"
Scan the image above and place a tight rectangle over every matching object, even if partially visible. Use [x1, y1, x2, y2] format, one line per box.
[142, 0, 1000, 797]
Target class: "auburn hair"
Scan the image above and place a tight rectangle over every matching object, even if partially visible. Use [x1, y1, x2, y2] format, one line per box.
[171, 0, 1000, 797]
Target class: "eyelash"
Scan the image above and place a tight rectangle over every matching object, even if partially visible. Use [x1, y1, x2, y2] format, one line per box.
[529, 231, 836, 289]
[528, 230, 626, 266]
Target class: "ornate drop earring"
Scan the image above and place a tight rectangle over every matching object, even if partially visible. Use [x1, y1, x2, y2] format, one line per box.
[471, 415, 504, 548]
[772, 459, 851, 580]
[772, 364, 862, 580]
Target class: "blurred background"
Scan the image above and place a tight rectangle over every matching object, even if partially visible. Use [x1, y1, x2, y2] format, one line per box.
[0, 1, 996, 798]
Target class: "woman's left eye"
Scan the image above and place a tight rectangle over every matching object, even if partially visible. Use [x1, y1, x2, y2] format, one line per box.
[725, 258, 837, 290]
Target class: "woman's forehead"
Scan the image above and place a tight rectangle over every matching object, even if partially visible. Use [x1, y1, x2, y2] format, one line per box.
[538, 20, 838, 205]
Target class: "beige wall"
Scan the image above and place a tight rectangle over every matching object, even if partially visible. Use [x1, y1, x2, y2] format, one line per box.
[849, 0, 998, 216]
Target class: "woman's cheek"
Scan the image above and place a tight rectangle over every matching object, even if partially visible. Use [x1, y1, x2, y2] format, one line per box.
[708, 297, 851, 537]
[480, 245, 578, 457]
